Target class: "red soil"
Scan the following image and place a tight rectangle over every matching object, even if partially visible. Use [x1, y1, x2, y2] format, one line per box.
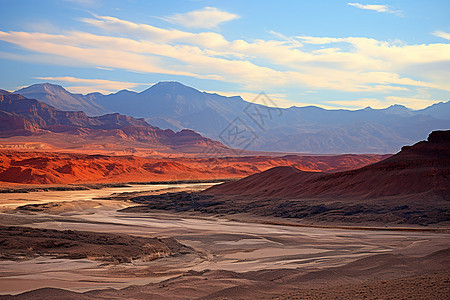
[0, 150, 387, 185]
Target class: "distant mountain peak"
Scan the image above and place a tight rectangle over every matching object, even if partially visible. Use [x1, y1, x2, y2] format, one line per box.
[142, 81, 200, 95]
[85, 92, 104, 97]
[415, 100, 450, 120]
[382, 104, 413, 116]
[43, 82, 68, 92]
[387, 104, 407, 108]
[22, 82, 66, 93]
[150, 81, 190, 90]
[42, 82, 63, 88]
[15, 83, 109, 116]
[115, 89, 135, 95]
[154, 81, 186, 86]
[15, 83, 74, 99]
[422, 101, 446, 109]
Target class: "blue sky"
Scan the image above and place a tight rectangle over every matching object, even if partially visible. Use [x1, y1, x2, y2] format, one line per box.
[1, 0, 449, 109]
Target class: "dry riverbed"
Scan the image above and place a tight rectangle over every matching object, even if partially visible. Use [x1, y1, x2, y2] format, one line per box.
[0, 183, 448, 299]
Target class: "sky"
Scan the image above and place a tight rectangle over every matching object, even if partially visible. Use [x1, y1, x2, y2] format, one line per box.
[0, 0, 449, 110]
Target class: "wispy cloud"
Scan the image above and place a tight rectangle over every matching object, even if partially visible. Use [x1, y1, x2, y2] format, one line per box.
[162, 7, 239, 29]
[77, 16, 450, 92]
[81, 14, 230, 47]
[347, 3, 399, 14]
[433, 30, 450, 40]
[34, 76, 144, 94]
[0, 30, 201, 77]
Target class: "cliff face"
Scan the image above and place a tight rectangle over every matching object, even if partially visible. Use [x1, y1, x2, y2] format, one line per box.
[205, 131, 450, 200]
[0, 110, 41, 135]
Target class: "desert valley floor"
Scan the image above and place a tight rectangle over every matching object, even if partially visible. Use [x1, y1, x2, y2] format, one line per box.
[0, 182, 448, 299]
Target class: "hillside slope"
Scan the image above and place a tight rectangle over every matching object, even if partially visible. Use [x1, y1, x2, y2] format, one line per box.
[205, 130, 450, 199]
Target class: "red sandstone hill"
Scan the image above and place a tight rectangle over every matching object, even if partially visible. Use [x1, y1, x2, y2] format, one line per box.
[205, 130, 450, 200]
[0, 91, 227, 154]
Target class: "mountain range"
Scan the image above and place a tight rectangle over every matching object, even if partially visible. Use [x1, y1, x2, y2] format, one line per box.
[0, 89, 227, 154]
[13, 82, 450, 154]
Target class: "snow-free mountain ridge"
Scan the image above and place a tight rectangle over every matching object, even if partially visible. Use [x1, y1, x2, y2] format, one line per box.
[11, 82, 450, 154]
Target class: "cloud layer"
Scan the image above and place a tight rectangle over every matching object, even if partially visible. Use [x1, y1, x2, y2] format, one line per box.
[0, 6, 448, 108]
[433, 30, 450, 40]
[162, 7, 239, 29]
[347, 3, 397, 14]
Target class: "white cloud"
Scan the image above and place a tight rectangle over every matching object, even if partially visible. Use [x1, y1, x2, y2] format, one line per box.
[347, 3, 399, 14]
[78, 16, 450, 92]
[433, 30, 450, 40]
[1, 14, 449, 109]
[297, 36, 343, 44]
[0, 31, 200, 78]
[162, 7, 239, 29]
[96, 66, 114, 71]
[81, 15, 230, 48]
